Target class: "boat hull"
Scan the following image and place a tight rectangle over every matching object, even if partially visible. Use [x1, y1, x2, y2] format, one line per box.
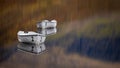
[18, 35, 46, 44]
[37, 20, 57, 28]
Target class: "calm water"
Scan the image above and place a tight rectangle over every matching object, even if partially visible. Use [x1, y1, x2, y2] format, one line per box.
[0, 0, 120, 68]
[0, 21, 120, 68]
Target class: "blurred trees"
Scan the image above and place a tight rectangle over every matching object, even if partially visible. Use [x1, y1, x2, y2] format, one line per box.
[0, 0, 120, 46]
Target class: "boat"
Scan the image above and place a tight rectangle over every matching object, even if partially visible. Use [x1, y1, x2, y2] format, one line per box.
[17, 43, 46, 54]
[37, 27, 57, 36]
[37, 20, 57, 29]
[17, 31, 46, 44]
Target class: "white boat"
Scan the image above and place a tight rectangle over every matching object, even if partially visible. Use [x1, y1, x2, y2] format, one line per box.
[17, 43, 46, 54]
[17, 31, 46, 44]
[37, 20, 57, 29]
[37, 28, 57, 36]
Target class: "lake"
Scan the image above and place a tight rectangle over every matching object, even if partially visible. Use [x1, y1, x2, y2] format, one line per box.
[0, 19, 120, 68]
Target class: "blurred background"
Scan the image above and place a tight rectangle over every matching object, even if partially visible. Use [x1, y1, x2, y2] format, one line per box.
[0, 0, 120, 46]
[0, 0, 120, 68]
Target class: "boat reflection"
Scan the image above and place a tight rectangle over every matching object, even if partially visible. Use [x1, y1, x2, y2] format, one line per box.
[17, 43, 46, 54]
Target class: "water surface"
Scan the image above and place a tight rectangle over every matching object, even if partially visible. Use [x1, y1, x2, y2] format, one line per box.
[0, 20, 120, 68]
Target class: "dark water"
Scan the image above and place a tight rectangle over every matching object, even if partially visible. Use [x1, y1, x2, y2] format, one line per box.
[0, 44, 17, 62]
[45, 32, 120, 62]
[67, 37, 120, 62]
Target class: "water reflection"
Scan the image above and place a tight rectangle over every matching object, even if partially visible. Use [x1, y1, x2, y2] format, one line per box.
[17, 43, 46, 54]
[17, 28, 57, 54]
[1, 21, 120, 68]
[44, 24, 120, 62]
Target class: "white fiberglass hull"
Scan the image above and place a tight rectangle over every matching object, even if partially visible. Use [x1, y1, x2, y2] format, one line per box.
[37, 28, 57, 36]
[37, 20, 57, 28]
[17, 31, 46, 44]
